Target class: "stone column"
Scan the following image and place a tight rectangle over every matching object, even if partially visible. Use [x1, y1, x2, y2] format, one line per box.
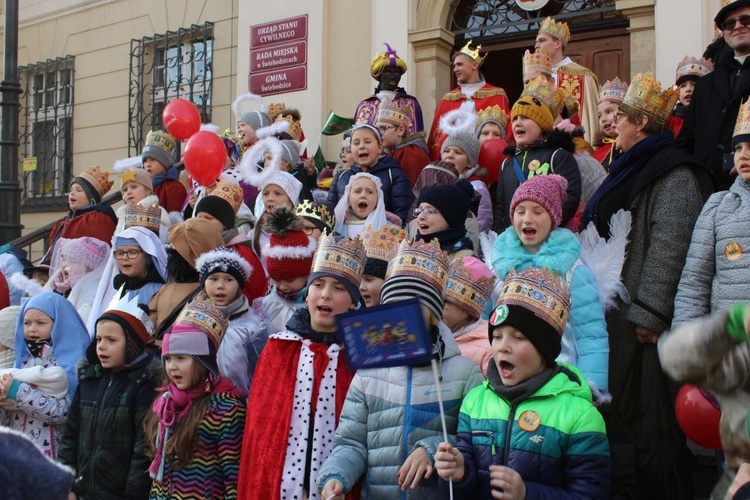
[408, 27, 454, 135]
[616, 0, 655, 76]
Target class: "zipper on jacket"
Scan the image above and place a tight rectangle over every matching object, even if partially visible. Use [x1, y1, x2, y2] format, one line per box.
[471, 430, 496, 455]
[502, 403, 518, 466]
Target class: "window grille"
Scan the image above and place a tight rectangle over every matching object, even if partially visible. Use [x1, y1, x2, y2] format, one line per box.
[128, 22, 214, 157]
[18, 56, 75, 210]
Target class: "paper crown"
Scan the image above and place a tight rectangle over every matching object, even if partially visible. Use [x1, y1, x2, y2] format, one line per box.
[498, 267, 571, 335]
[675, 56, 714, 84]
[268, 102, 287, 118]
[538, 17, 570, 45]
[311, 233, 366, 287]
[622, 72, 679, 125]
[274, 112, 303, 141]
[522, 49, 551, 78]
[521, 76, 565, 117]
[123, 203, 161, 234]
[476, 105, 509, 129]
[104, 285, 155, 336]
[733, 99, 750, 140]
[445, 259, 496, 319]
[458, 39, 486, 66]
[377, 98, 413, 129]
[205, 179, 244, 215]
[174, 299, 227, 347]
[295, 199, 335, 231]
[361, 224, 407, 263]
[79, 164, 114, 199]
[145, 130, 176, 154]
[598, 77, 629, 105]
[370, 43, 407, 79]
[385, 239, 450, 295]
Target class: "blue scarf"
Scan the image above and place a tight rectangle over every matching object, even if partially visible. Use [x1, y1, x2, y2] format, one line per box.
[151, 164, 179, 188]
[581, 131, 674, 232]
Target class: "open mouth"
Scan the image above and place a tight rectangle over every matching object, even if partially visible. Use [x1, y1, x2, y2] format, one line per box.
[358, 202, 369, 211]
[522, 227, 537, 237]
[358, 153, 369, 161]
[499, 360, 515, 377]
[317, 305, 332, 315]
[418, 223, 429, 231]
[99, 355, 110, 363]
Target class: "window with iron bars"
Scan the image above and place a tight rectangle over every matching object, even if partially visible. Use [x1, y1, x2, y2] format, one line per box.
[128, 22, 214, 158]
[18, 56, 75, 211]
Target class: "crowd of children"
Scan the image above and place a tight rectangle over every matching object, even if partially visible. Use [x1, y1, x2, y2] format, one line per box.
[6, 6, 750, 499]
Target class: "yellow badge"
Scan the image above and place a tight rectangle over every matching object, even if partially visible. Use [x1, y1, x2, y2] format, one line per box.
[528, 159, 541, 172]
[725, 242, 743, 261]
[518, 410, 541, 432]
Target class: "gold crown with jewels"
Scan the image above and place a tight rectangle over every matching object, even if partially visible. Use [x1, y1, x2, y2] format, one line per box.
[496, 267, 571, 335]
[385, 239, 450, 294]
[598, 77, 629, 105]
[123, 203, 161, 234]
[622, 72, 679, 125]
[675, 56, 713, 83]
[174, 299, 228, 347]
[458, 39, 487, 66]
[521, 76, 565, 117]
[205, 179, 244, 215]
[733, 98, 750, 140]
[477, 105, 510, 129]
[522, 49, 551, 79]
[538, 17, 570, 45]
[311, 233, 366, 287]
[294, 199, 335, 231]
[361, 224, 407, 263]
[445, 258, 496, 320]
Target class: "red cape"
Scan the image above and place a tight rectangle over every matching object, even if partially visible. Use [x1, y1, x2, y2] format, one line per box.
[392, 144, 431, 187]
[46, 207, 117, 264]
[154, 179, 187, 213]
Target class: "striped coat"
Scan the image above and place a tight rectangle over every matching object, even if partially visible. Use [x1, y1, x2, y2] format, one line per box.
[149, 391, 246, 500]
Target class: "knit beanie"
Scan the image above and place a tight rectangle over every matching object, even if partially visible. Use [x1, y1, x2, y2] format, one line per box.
[164, 299, 227, 378]
[90, 309, 151, 365]
[195, 196, 235, 230]
[120, 167, 153, 192]
[380, 239, 450, 321]
[238, 110, 273, 131]
[441, 131, 481, 168]
[263, 207, 317, 281]
[0, 427, 75, 500]
[511, 95, 555, 133]
[168, 218, 224, 268]
[488, 267, 571, 364]
[141, 130, 176, 171]
[417, 180, 475, 229]
[73, 164, 114, 204]
[196, 247, 253, 289]
[509, 173, 568, 229]
[279, 140, 302, 167]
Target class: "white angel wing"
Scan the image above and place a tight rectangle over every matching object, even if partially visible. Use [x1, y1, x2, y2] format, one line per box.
[577, 209, 632, 311]
[112, 156, 142, 173]
[478, 230, 498, 265]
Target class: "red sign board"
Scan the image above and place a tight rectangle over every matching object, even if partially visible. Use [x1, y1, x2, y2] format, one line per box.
[250, 40, 307, 72]
[250, 15, 308, 49]
[249, 66, 307, 97]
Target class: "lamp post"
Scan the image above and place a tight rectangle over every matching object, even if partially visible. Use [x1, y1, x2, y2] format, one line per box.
[0, 0, 21, 244]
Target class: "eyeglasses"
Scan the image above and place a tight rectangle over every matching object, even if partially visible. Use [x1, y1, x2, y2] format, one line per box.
[413, 207, 439, 217]
[113, 249, 143, 260]
[300, 225, 318, 235]
[377, 125, 396, 133]
[722, 15, 750, 31]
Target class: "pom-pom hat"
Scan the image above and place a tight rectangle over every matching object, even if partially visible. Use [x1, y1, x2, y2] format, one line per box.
[510, 174, 569, 229]
[164, 299, 227, 378]
[196, 247, 253, 289]
[262, 207, 317, 281]
[489, 267, 571, 364]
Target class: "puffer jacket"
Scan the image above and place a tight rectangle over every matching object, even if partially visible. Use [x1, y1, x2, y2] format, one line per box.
[491, 227, 609, 395]
[317, 323, 483, 499]
[453, 319, 492, 378]
[57, 353, 161, 499]
[673, 177, 750, 328]
[446, 364, 610, 499]
[327, 154, 412, 223]
[659, 306, 750, 467]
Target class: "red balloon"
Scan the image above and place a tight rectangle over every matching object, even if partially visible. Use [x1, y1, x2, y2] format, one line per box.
[183, 131, 226, 187]
[478, 138, 508, 185]
[162, 99, 201, 140]
[675, 384, 722, 449]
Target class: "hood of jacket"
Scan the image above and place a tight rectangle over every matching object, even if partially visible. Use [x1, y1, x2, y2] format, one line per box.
[529, 362, 592, 402]
[491, 226, 580, 278]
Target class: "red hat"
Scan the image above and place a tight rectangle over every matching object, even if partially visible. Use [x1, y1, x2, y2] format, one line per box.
[263, 207, 316, 281]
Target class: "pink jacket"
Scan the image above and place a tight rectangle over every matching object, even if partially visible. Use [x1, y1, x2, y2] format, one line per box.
[453, 319, 491, 377]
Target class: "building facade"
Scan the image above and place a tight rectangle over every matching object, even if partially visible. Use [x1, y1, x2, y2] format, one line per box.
[0, 0, 722, 256]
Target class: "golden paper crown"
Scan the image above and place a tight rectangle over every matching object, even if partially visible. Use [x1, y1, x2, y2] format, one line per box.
[733, 99, 750, 140]
[268, 102, 287, 118]
[675, 56, 714, 84]
[445, 259, 496, 319]
[145, 130, 176, 154]
[539, 17, 570, 46]
[622, 72, 679, 125]
[311, 233, 366, 289]
[522, 49, 551, 79]
[458, 39, 486, 66]
[598, 77, 629, 105]
[295, 200, 335, 231]
[206, 179, 244, 215]
[174, 299, 228, 347]
[521, 76, 564, 117]
[79, 164, 114, 199]
[385, 239, 450, 294]
[123, 203, 162, 234]
[476, 105, 509, 129]
[361, 224, 407, 263]
[376, 98, 413, 129]
[561, 88, 579, 118]
[274, 112, 303, 141]
[498, 267, 571, 335]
